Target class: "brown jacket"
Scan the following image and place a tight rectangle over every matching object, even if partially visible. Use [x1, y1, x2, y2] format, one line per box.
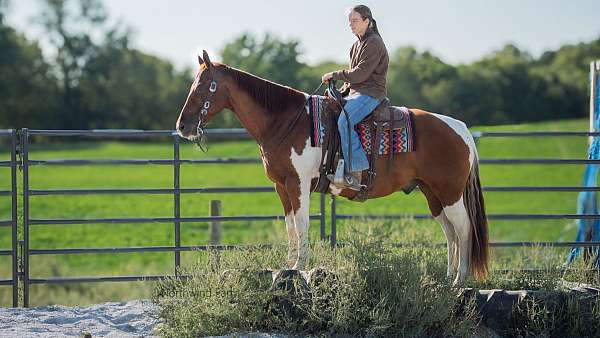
[332, 28, 389, 98]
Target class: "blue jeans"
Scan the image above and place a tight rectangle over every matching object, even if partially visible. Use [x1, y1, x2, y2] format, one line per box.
[338, 93, 381, 172]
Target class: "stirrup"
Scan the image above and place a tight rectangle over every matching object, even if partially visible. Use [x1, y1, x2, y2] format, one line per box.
[326, 159, 365, 191]
[326, 173, 364, 191]
[342, 173, 365, 191]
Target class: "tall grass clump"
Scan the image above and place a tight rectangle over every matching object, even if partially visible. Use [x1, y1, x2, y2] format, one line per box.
[152, 220, 479, 337]
[506, 293, 600, 337]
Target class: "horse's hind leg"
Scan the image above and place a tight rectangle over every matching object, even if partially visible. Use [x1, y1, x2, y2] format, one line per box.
[442, 195, 471, 286]
[420, 182, 458, 280]
[437, 212, 459, 279]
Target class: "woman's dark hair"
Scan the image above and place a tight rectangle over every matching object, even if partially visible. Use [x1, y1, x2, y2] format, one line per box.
[351, 5, 381, 37]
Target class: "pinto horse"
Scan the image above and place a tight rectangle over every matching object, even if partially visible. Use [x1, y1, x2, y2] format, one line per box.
[176, 51, 489, 285]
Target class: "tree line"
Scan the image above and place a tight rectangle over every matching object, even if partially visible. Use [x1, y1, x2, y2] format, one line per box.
[1, 0, 599, 130]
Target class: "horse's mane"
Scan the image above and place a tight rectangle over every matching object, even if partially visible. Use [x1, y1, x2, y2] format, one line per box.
[224, 66, 307, 115]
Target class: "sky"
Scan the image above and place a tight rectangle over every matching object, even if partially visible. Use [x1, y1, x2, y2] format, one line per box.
[5, 0, 600, 69]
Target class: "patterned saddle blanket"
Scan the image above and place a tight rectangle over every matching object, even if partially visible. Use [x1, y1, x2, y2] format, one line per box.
[307, 95, 416, 155]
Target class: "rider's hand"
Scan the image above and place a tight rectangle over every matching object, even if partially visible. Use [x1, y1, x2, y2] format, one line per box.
[321, 72, 334, 83]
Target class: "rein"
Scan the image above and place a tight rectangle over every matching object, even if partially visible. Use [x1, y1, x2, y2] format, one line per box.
[269, 81, 326, 147]
[195, 68, 324, 152]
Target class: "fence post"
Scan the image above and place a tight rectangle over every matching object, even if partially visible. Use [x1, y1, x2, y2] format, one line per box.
[21, 129, 29, 307]
[173, 134, 181, 277]
[320, 193, 326, 241]
[209, 200, 221, 271]
[10, 129, 18, 307]
[330, 195, 337, 248]
[210, 200, 221, 245]
[591, 61, 599, 145]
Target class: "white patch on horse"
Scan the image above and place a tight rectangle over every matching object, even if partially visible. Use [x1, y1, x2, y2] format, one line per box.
[431, 113, 477, 168]
[290, 137, 321, 180]
[284, 212, 297, 268]
[289, 137, 321, 269]
[435, 213, 458, 279]
[442, 196, 471, 285]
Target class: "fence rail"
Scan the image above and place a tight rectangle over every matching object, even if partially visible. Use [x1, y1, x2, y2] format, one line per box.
[1, 128, 600, 307]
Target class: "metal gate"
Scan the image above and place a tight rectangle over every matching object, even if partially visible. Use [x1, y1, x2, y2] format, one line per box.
[18, 129, 327, 307]
[0, 130, 18, 307]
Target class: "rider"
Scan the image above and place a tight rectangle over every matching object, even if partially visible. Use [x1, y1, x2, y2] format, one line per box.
[322, 5, 389, 190]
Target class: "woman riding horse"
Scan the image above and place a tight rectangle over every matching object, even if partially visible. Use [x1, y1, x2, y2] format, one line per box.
[322, 5, 389, 191]
[175, 10, 489, 287]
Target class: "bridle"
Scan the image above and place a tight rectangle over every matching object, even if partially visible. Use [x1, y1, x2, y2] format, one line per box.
[194, 71, 220, 152]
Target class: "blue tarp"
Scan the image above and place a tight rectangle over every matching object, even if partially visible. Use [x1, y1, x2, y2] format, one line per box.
[568, 64, 600, 268]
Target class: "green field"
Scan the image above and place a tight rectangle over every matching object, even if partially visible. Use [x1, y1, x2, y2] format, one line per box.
[0, 118, 594, 306]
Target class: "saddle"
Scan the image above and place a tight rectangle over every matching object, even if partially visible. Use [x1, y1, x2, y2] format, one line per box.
[314, 82, 418, 202]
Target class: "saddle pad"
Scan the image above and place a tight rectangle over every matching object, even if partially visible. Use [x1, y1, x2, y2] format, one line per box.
[356, 106, 416, 155]
[306, 95, 416, 154]
[307, 95, 327, 147]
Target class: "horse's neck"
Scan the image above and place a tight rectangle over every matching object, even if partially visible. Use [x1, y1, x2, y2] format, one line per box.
[226, 88, 272, 143]
[226, 77, 307, 148]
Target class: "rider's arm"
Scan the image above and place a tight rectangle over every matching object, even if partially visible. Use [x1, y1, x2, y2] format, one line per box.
[331, 38, 384, 84]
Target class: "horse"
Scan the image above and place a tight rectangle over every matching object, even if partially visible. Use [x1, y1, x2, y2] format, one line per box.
[176, 50, 489, 285]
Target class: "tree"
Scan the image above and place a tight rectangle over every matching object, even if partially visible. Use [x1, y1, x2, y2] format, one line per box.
[0, 1, 58, 128]
[79, 39, 192, 129]
[221, 33, 305, 88]
[297, 60, 347, 93]
[0, 0, 7, 23]
[387, 47, 456, 112]
[37, 0, 112, 128]
[34, 0, 193, 130]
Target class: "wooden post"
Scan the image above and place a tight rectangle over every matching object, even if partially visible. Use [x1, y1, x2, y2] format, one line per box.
[210, 200, 221, 245]
[209, 200, 221, 271]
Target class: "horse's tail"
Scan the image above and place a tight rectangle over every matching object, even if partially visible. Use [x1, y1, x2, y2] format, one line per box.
[463, 154, 489, 281]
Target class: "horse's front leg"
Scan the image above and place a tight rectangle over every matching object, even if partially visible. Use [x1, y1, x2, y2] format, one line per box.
[275, 183, 297, 268]
[289, 176, 311, 270]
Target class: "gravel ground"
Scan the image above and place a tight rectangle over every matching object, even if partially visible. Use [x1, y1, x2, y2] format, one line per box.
[0, 300, 160, 337]
[0, 299, 499, 337]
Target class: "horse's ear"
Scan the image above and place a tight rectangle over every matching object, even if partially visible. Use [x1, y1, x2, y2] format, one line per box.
[202, 50, 212, 69]
[198, 54, 204, 66]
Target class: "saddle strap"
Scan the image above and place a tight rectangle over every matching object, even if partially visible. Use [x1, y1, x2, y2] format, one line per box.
[371, 121, 384, 186]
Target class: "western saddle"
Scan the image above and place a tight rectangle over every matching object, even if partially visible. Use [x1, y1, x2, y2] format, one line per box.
[314, 82, 416, 202]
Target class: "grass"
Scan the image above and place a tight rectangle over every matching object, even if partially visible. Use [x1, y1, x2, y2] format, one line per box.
[153, 223, 480, 338]
[0, 117, 598, 307]
[153, 221, 600, 338]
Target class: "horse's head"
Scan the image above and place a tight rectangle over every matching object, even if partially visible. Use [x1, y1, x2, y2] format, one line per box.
[176, 50, 228, 141]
